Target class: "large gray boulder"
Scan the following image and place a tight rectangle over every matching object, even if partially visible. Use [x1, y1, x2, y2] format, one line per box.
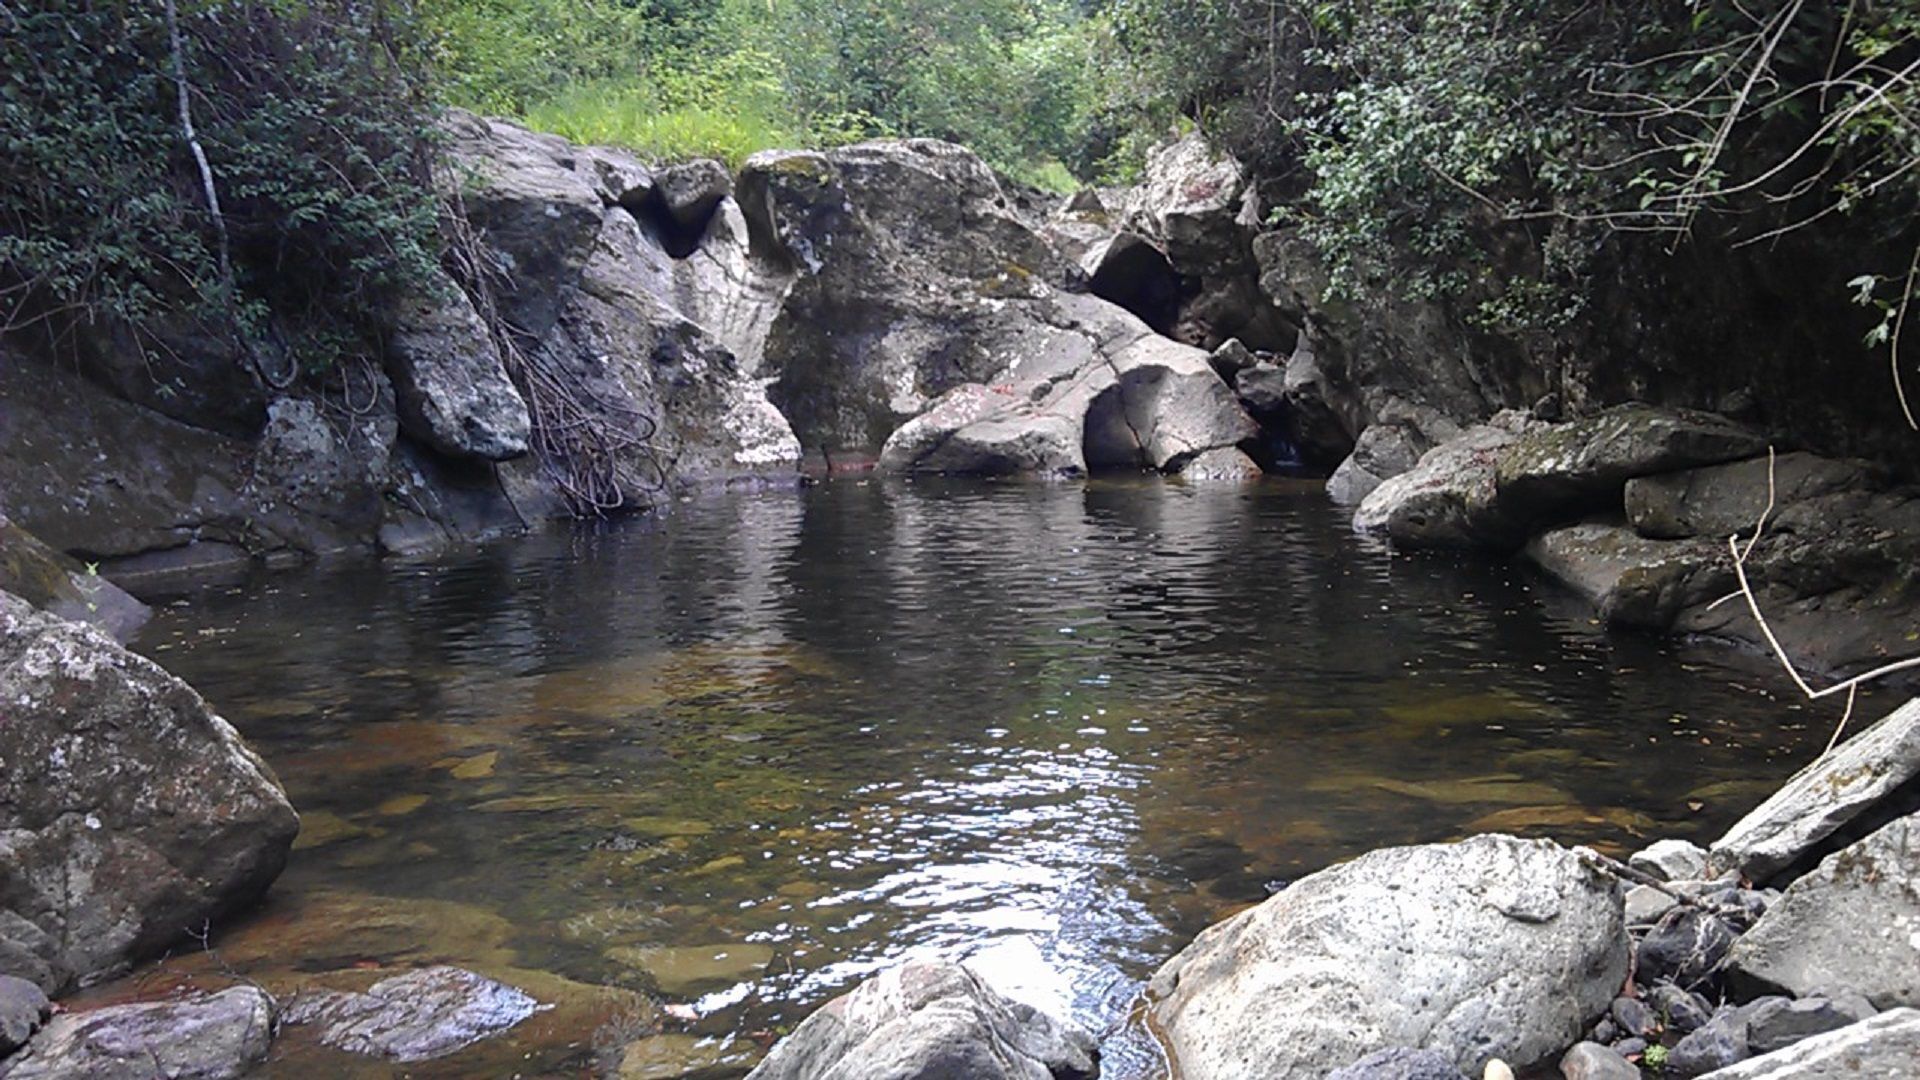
[441, 111, 607, 342]
[504, 206, 800, 515]
[0, 592, 298, 994]
[0, 986, 273, 1080]
[745, 960, 1097, 1080]
[1710, 699, 1920, 884]
[1493, 405, 1766, 526]
[1121, 132, 1258, 277]
[877, 292, 1258, 478]
[1693, 1008, 1920, 1079]
[740, 139, 1081, 461]
[733, 138, 1258, 477]
[1726, 808, 1920, 1009]
[1352, 413, 1542, 549]
[1147, 835, 1627, 1079]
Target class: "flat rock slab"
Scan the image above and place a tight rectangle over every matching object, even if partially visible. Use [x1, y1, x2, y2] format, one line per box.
[1694, 1008, 1920, 1078]
[1710, 699, 1920, 883]
[1522, 522, 1729, 629]
[1624, 451, 1868, 540]
[281, 965, 541, 1062]
[746, 960, 1096, 1080]
[0, 986, 271, 1080]
[1147, 834, 1626, 1079]
[1494, 406, 1765, 525]
[1726, 808, 1920, 1010]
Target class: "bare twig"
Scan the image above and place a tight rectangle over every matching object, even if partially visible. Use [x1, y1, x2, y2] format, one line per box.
[1722, 448, 1920, 753]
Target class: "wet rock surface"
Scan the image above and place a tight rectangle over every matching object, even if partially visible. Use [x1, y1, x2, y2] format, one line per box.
[0, 986, 272, 1080]
[0, 591, 297, 994]
[745, 959, 1097, 1080]
[1147, 834, 1625, 1079]
[281, 965, 541, 1062]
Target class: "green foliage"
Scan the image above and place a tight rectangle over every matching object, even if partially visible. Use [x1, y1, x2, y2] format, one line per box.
[1107, 0, 1919, 337]
[428, 0, 1106, 183]
[0, 0, 443, 374]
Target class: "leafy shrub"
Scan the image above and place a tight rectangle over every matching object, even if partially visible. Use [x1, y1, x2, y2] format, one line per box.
[0, 0, 443, 377]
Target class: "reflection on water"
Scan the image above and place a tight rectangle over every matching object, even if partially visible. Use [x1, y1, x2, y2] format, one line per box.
[132, 477, 1844, 1077]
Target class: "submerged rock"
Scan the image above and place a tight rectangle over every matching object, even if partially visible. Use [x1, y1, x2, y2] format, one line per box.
[280, 966, 540, 1062]
[1726, 808, 1920, 1009]
[0, 592, 298, 994]
[605, 943, 776, 998]
[0, 986, 272, 1080]
[1147, 834, 1626, 1079]
[745, 959, 1097, 1080]
[1710, 698, 1920, 883]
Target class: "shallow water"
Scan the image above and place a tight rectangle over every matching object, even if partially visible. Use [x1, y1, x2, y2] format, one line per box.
[130, 477, 1851, 1077]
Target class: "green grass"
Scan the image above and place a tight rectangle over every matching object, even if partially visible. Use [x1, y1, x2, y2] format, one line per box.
[520, 81, 808, 168]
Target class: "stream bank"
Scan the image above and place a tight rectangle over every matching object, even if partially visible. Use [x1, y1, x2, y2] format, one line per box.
[3, 120, 1920, 1079]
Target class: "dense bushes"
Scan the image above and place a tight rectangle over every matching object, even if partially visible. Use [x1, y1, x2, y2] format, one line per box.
[0, 0, 443, 377]
[426, 0, 1105, 184]
[1105, 0, 1919, 344]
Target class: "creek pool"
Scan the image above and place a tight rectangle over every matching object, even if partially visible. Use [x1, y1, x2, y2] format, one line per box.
[125, 477, 1841, 1077]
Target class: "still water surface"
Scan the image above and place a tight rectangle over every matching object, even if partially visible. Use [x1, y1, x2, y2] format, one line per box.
[131, 477, 1838, 1077]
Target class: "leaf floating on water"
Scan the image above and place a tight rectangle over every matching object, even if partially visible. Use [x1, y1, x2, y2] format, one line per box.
[450, 751, 500, 779]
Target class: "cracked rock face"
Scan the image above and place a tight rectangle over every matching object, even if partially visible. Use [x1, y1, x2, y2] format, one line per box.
[0, 591, 298, 994]
[1147, 834, 1627, 1080]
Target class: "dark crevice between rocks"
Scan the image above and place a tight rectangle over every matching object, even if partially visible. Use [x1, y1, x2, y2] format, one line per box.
[1760, 769, 1920, 890]
[631, 188, 724, 261]
[1086, 237, 1183, 339]
[1083, 371, 1161, 475]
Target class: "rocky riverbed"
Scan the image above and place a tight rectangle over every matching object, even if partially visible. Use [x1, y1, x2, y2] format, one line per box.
[4, 115, 1920, 1080]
